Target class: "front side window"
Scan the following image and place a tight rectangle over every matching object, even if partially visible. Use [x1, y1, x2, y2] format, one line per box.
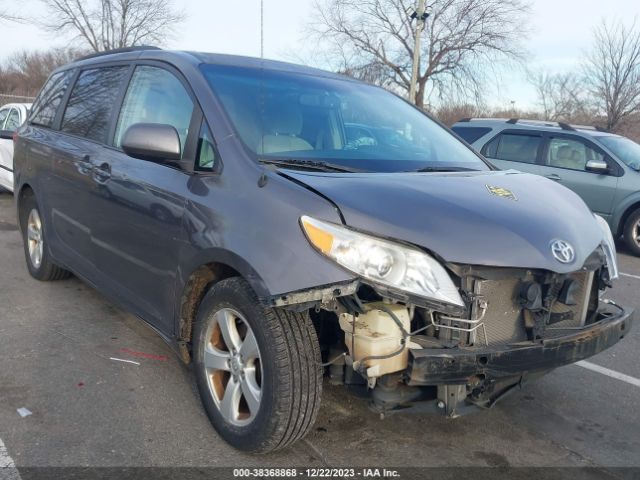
[0, 108, 10, 129]
[196, 123, 217, 171]
[30, 70, 73, 128]
[115, 66, 194, 157]
[483, 133, 542, 164]
[598, 135, 640, 171]
[61, 66, 129, 143]
[200, 64, 489, 173]
[4, 109, 20, 131]
[546, 137, 605, 171]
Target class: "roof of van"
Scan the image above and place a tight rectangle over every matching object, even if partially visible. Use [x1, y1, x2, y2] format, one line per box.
[63, 47, 355, 82]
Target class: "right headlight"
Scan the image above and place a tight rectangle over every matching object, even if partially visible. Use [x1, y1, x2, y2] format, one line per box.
[300, 215, 464, 307]
[595, 214, 619, 280]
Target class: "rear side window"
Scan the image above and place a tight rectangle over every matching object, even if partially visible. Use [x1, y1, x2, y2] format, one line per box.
[30, 71, 73, 128]
[115, 66, 194, 157]
[61, 66, 129, 143]
[483, 133, 542, 164]
[452, 126, 492, 144]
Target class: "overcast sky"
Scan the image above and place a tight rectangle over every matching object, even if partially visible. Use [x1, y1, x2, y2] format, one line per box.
[2, 0, 639, 108]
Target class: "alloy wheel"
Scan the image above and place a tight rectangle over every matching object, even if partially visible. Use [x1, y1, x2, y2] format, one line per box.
[203, 308, 262, 426]
[27, 208, 44, 269]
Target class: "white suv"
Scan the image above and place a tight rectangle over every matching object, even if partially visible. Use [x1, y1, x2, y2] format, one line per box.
[0, 103, 31, 192]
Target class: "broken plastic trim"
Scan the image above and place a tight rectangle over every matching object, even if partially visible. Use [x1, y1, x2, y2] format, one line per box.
[270, 279, 468, 317]
[269, 280, 360, 307]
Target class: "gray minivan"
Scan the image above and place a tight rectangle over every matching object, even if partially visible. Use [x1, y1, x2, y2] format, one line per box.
[8, 48, 633, 453]
[452, 118, 640, 256]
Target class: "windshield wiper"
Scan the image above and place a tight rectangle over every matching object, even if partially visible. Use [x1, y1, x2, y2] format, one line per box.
[413, 166, 478, 173]
[259, 158, 363, 173]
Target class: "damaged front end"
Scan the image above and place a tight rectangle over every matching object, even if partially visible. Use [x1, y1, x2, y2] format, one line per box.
[272, 240, 634, 418]
[404, 247, 633, 417]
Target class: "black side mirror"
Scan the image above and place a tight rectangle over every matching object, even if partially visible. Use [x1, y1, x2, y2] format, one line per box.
[0, 130, 14, 140]
[585, 160, 609, 174]
[121, 123, 181, 163]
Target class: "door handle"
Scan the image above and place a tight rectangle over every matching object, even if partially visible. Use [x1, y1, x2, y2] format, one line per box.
[545, 174, 562, 181]
[92, 162, 112, 182]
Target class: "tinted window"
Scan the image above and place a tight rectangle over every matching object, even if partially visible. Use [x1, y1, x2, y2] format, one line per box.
[61, 66, 129, 143]
[196, 123, 217, 171]
[200, 64, 489, 173]
[30, 71, 73, 128]
[115, 66, 194, 156]
[546, 137, 605, 171]
[4, 109, 20, 131]
[452, 126, 492, 144]
[483, 133, 541, 164]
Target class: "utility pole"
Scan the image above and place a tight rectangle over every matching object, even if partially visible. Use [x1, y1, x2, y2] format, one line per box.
[261, 0, 264, 59]
[408, 0, 426, 105]
[408, 0, 429, 106]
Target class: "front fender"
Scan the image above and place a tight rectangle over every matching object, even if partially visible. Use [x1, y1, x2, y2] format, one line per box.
[177, 246, 270, 300]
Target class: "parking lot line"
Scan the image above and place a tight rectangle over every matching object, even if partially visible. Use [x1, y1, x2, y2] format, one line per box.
[576, 361, 640, 388]
[0, 437, 21, 479]
[620, 272, 640, 280]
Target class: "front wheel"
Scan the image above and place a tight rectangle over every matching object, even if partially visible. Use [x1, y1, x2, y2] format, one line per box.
[623, 209, 640, 257]
[193, 277, 322, 453]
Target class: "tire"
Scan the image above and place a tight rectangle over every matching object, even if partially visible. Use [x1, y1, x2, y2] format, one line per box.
[193, 277, 322, 453]
[19, 192, 71, 281]
[623, 209, 640, 257]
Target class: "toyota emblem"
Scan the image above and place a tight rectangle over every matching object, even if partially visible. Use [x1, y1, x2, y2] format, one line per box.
[550, 239, 575, 264]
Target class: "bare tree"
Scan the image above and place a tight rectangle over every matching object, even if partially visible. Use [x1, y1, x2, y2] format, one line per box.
[0, 47, 82, 96]
[0, 0, 23, 22]
[530, 71, 590, 122]
[311, 0, 531, 108]
[434, 102, 481, 126]
[584, 19, 640, 132]
[40, 0, 185, 52]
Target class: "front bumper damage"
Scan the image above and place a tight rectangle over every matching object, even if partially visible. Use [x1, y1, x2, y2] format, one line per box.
[407, 302, 635, 415]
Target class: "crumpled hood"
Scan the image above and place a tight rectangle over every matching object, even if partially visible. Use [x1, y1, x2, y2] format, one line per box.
[284, 169, 605, 273]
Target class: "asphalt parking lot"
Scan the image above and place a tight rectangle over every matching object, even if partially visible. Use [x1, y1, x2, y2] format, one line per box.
[0, 189, 639, 475]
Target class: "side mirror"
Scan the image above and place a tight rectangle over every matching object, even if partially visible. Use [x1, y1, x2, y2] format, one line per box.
[0, 130, 14, 140]
[585, 160, 609, 174]
[121, 123, 181, 163]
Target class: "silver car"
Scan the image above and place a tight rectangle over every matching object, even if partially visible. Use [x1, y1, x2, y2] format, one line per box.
[0, 103, 32, 192]
[452, 118, 640, 256]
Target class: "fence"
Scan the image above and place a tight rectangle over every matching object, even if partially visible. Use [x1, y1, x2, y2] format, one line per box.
[0, 93, 36, 106]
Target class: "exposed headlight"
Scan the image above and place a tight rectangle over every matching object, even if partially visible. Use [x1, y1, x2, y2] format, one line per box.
[595, 215, 619, 280]
[300, 216, 464, 307]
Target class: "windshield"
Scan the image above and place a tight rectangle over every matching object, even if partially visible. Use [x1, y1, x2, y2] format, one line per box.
[200, 64, 489, 173]
[598, 135, 640, 171]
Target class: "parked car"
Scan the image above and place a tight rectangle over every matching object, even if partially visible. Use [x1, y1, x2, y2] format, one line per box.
[13, 47, 633, 453]
[452, 118, 640, 256]
[0, 103, 31, 192]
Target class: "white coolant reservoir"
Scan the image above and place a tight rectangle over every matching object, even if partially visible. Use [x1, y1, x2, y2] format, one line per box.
[339, 302, 411, 379]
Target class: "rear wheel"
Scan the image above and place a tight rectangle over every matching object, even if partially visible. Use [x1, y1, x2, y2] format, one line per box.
[623, 209, 640, 257]
[193, 277, 322, 453]
[19, 193, 71, 281]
